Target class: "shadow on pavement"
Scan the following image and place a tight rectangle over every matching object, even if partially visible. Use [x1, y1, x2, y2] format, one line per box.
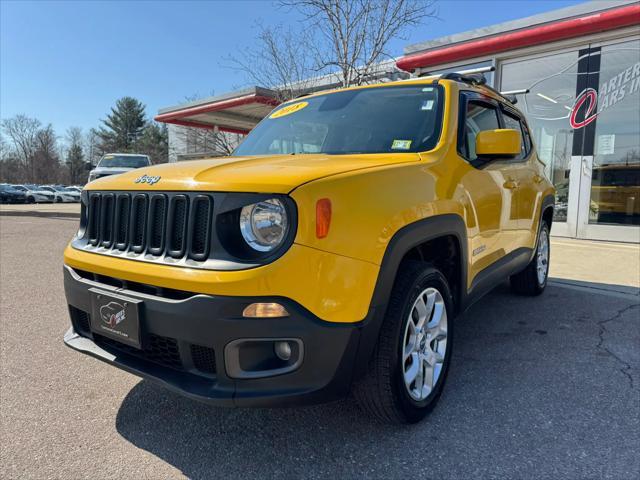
[0, 210, 79, 219]
[115, 282, 640, 479]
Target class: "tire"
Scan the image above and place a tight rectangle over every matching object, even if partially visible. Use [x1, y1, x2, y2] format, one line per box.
[27, 196, 35, 204]
[354, 261, 454, 424]
[510, 222, 550, 296]
[55, 197, 62, 203]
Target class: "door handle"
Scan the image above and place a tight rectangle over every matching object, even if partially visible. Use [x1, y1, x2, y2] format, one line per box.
[503, 179, 518, 189]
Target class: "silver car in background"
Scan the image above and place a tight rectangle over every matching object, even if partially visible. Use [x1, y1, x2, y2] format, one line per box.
[40, 186, 79, 203]
[13, 184, 56, 203]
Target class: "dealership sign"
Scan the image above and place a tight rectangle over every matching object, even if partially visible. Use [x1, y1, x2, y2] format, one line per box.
[570, 61, 640, 129]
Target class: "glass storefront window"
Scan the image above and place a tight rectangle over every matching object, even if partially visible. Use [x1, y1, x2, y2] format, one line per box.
[589, 40, 640, 226]
[501, 51, 581, 223]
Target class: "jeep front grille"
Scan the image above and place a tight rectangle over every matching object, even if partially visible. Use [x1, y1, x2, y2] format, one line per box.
[79, 191, 213, 265]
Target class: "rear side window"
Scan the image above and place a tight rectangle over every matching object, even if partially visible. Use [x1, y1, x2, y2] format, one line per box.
[501, 109, 529, 160]
[460, 100, 500, 161]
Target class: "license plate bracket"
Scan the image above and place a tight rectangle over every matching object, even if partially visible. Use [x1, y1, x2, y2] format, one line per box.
[89, 288, 142, 349]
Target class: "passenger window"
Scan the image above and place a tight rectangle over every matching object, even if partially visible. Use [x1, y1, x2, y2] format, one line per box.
[460, 100, 500, 161]
[501, 110, 528, 160]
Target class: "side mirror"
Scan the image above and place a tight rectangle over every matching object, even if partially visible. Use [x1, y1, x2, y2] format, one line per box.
[85, 162, 93, 171]
[476, 129, 521, 158]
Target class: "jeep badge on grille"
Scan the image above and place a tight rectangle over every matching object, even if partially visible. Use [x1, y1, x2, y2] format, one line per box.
[134, 174, 161, 185]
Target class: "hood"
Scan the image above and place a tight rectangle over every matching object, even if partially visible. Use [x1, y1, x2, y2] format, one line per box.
[86, 153, 420, 193]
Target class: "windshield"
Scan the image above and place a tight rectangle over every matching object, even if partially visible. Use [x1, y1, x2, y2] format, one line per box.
[0, 185, 18, 192]
[98, 155, 150, 168]
[234, 85, 443, 156]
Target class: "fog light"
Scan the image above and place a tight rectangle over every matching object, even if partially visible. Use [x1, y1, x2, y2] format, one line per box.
[242, 302, 290, 318]
[274, 341, 292, 361]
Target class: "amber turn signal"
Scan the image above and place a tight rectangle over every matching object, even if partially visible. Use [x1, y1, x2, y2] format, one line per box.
[316, 198, 332, 238]
[242, 303, 290, 318]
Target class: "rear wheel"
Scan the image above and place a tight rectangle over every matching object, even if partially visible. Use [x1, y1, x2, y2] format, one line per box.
[510, 222, 550, 295]
[27, 196, 35, 204]
[354, 261, 454, 424]
[55, 197, 62, 203]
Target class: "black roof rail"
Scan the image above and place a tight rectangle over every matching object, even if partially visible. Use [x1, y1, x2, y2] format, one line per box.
[439, 72, 487, 86]
[434, 69, 520, 105]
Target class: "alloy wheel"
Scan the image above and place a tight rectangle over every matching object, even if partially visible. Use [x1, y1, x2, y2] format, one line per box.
[536, 227, 549, 285]
[402, 287, 448, 401]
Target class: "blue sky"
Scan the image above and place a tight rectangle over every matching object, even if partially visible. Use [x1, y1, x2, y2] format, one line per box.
[1, 0, 585, 136]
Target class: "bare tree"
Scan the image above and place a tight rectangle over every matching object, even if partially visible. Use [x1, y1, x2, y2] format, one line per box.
[228, 0, 436, 99]
[66, 127, 86, 184]
[33, 125, 61, 184]
[1, 115, 41, 182]
[85, 128, 102, 165]
[226, 25, 317, 101]
[281, 0, 437, 87]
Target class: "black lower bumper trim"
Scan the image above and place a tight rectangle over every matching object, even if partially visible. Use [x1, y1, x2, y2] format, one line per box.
[63, 266, 361, 407]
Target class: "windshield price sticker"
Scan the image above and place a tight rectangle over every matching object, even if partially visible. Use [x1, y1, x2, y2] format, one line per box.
[270, 102, 309, 119]
[391, 139, 412, 150]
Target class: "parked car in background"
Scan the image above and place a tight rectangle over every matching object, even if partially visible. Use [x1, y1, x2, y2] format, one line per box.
[0, 184, 27, 204]
[12, 184, 56, 203]
[60, 187, 81, 202]
[87, 153, 151, 183]
[40, 186, 79, 203]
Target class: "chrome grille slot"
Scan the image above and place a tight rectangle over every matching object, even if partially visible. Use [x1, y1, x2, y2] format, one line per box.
[99, 194, 115, 248]
[130, 194, 148, 253]
[188, 196, 212, 261]
[147, 194, 167, 256]
[167, 195, 188, 258]
[114, 194, 130, 250]
[87, 194, 101, 246]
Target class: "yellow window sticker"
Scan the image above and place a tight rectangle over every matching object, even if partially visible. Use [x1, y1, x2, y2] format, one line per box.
[391, 139, 412, 150]
[269, 101, 309, 119]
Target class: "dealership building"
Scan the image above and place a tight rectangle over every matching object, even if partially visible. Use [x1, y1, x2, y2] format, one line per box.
[156, 0, 640, 243]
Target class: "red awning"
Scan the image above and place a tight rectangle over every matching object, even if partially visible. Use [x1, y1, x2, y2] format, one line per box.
[396, 4, 640, 72]
[155, 87, 281, 134]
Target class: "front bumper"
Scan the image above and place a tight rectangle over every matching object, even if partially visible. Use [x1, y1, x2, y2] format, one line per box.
[63, 266, 361, 407]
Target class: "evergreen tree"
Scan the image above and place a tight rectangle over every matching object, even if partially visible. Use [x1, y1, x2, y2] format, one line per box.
[97, 97, 147, 153]
[138, 122, 169, 164]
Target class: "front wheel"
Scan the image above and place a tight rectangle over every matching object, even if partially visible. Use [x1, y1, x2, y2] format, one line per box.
[354, 261, 454, 424]
[510, 222, 550, 295]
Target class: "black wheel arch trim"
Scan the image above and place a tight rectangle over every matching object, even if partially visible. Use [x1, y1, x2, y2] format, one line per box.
[541, 194, 555, 230]
[353, 214, 468, 379]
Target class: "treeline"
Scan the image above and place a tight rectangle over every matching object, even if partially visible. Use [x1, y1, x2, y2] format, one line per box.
[0, 96, 168, 185]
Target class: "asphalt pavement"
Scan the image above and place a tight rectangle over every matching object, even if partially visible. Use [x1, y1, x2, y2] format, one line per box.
[1, 209, 638, 479]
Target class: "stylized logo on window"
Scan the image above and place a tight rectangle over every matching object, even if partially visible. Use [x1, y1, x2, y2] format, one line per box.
[569, 88, 598, 130]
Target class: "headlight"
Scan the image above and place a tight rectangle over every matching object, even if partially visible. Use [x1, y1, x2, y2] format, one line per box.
[239, 198, 288, 252]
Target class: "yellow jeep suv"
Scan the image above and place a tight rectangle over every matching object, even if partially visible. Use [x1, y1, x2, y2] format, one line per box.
[63, 73, 555, 423]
